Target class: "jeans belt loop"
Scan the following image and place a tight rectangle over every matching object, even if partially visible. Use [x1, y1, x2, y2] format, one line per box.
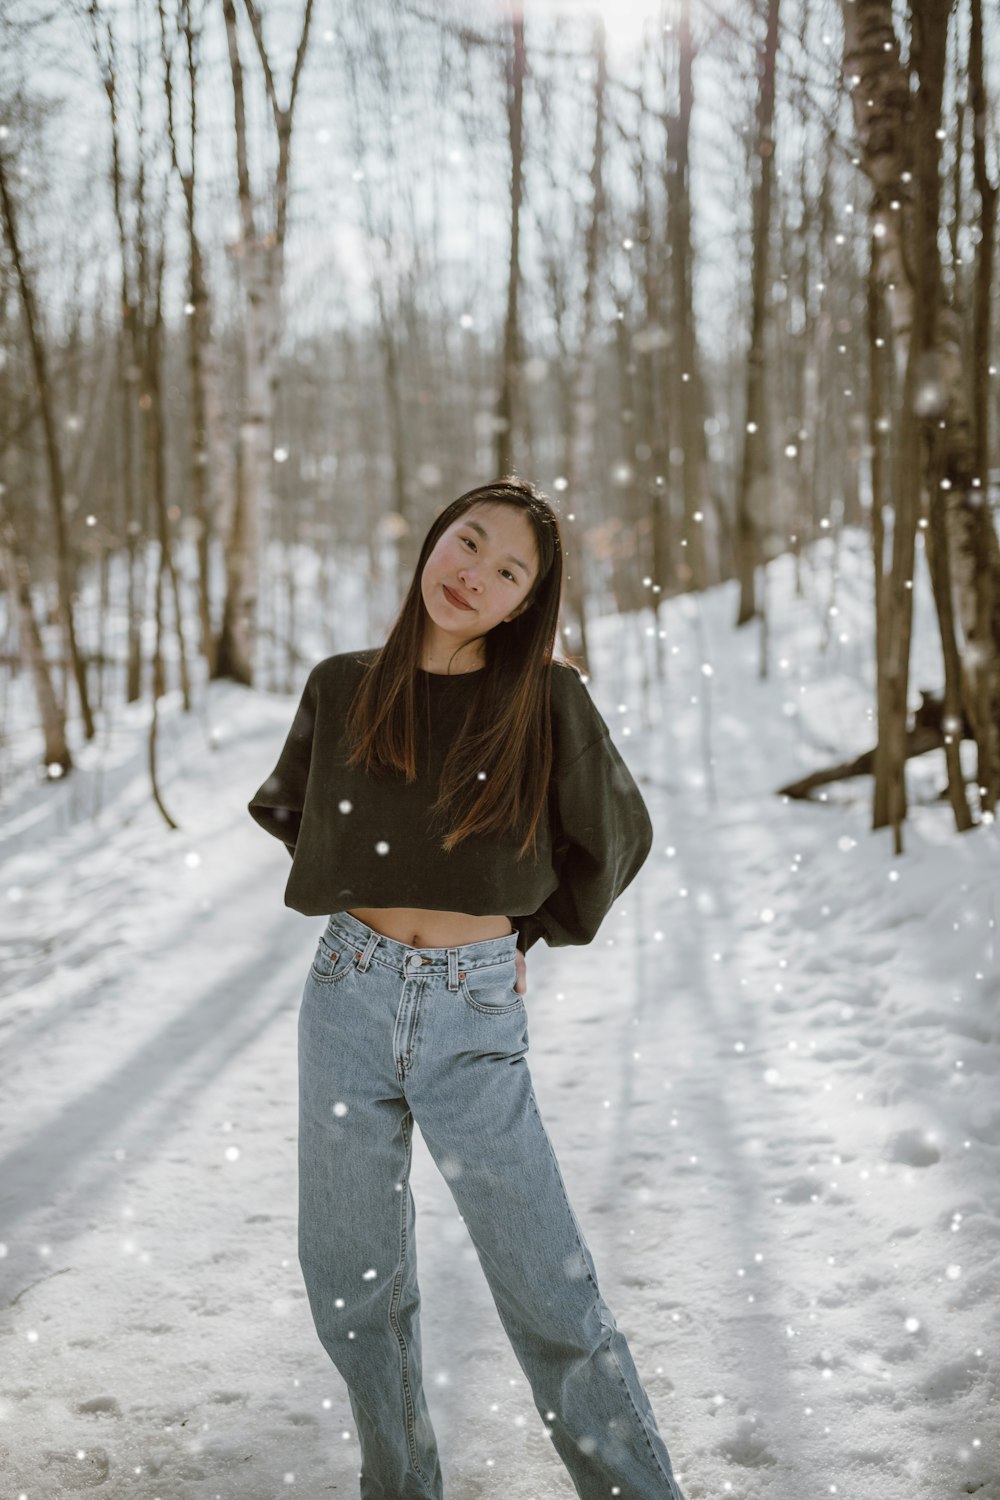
[447, 947, 459, 991]
[356, 930, 380, 972]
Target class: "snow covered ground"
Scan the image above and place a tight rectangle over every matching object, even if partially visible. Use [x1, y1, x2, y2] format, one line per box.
[1, 527, 998, 1500]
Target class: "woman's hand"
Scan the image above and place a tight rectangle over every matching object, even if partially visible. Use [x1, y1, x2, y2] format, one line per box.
[514, 949, 528, 996]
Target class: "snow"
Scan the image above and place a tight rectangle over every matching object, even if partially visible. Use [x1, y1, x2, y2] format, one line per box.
[1, 527, 998, 1499]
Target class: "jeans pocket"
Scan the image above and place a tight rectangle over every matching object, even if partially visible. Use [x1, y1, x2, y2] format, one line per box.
[308, 934, 356, 986]
[458, 958, 523, 1015]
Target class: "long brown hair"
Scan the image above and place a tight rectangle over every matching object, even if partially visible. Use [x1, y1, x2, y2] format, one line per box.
[344, 477, 566, 859]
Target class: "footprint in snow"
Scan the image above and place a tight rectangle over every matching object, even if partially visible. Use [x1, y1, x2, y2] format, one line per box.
[715, 1415, 777, 1468]
[884, 1126, 941, 1168]
[776, 1175, 823, 1204]
[76, 1395, 121, 1417]
[41, 1446, 110, 1488]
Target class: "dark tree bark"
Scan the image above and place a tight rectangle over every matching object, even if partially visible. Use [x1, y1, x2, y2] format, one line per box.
[734, 0, 780, 628]
[0, 148, 95, 747]
[867, 231, 892, 828]
[562, 17, 607, 677]
[777, 693, 975, 802]
[665, 2, 707, 592]
[496, 9, 525, 478]
[0, 490, 72, 771]
[964, 0, 1000, 812]
[840, 0, 984, 848]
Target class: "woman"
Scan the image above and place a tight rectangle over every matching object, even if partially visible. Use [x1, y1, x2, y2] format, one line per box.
[248, 478, 687, 1500]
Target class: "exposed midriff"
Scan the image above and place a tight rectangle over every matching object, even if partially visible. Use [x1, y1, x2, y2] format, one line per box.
[345, 906, 514, 949]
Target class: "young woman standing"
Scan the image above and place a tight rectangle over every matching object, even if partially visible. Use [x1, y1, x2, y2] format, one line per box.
[249, 478, 688, 1500]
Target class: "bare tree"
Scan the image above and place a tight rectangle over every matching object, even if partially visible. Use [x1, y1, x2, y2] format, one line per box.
[631, 73, 671, 681]
[0, 490, 71, 772]
[867, 225, 892, 827]
[964, 0, 999, 814]
[217, 0, 315, 684]
[495, 6, 524, 478]
[341, 17, 414, 595]
[159, 0, 231, 674]
[841, 0, 999, 846]
[0, 145, 95, 750]
[143, 193, 182, 830]
[664, 1, 708, 592]
[561, 17, 608, 676]
[734, 0, 780, 632]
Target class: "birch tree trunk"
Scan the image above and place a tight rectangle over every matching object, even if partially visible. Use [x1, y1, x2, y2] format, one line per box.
[341, 35, 412, 591]
[217, 0, 314, 685]
[142, 179, 192, 714]
[88, 5, 145, 706]
[160, 0, 231, 673]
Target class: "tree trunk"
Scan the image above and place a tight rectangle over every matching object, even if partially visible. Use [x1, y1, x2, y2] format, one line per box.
[843, 0, 997, 842]
[665, 3, 707, 592]
[160, 0, 232, 674]
[0, 491, 72, 772]
[924, 448, 973, 831]
[496, 9, 524, 478]
[0, 151, 95, 744]
[562, 17, 607, 676]
[217, 0, 314, 685]
[963, 0, 1000, 813]
[867, 231, 892, 828]
[89, 5, 145, 706]
[634, 138, 670, 680]
[612, 307, 644, 615]
[734, 0, 780, 628]
[143, 189, 192, 714]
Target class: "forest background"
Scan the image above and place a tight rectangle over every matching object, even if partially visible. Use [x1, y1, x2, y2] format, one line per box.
[1, 0, 998, 849]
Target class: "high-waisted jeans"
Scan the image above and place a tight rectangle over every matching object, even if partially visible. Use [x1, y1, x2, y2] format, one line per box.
[297, 910, 687, 1500]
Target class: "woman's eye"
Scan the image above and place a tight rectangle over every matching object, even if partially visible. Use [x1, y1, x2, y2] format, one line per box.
[462, 536, 514, 582]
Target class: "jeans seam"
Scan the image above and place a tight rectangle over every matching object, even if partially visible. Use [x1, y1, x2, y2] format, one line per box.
[600, 1317, 683, 1495]
[527, 1092, 680, 1495]
[388, 1114, 430, 1485]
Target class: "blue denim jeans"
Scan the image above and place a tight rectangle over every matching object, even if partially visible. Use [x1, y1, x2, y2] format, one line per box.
[297, 910, 687, 1500]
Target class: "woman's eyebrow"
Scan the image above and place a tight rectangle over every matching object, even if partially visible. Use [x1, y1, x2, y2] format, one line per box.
[464, 519, 531, 577]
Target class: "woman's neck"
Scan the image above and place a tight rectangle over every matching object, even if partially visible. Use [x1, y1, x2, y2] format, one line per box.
[419, 644, 486, 675]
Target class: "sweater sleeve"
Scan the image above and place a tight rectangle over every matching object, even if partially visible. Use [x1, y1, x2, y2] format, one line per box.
[512, 727, 653, 954]
[247, 664, 319, 857]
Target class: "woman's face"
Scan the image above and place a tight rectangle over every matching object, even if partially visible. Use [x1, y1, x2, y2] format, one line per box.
[420, 503, 540, 653]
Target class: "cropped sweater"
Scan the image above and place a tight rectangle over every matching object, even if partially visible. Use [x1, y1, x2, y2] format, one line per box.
[247, 648, 653, 954]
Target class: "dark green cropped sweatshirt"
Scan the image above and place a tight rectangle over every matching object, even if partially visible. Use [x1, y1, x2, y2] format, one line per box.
[247, 649, 653, 954]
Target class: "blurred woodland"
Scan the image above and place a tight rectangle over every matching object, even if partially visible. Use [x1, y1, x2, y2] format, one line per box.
[0, 0, 998, 851]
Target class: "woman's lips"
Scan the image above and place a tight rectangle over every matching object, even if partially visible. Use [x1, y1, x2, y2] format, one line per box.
[443, 583, 474, 610]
